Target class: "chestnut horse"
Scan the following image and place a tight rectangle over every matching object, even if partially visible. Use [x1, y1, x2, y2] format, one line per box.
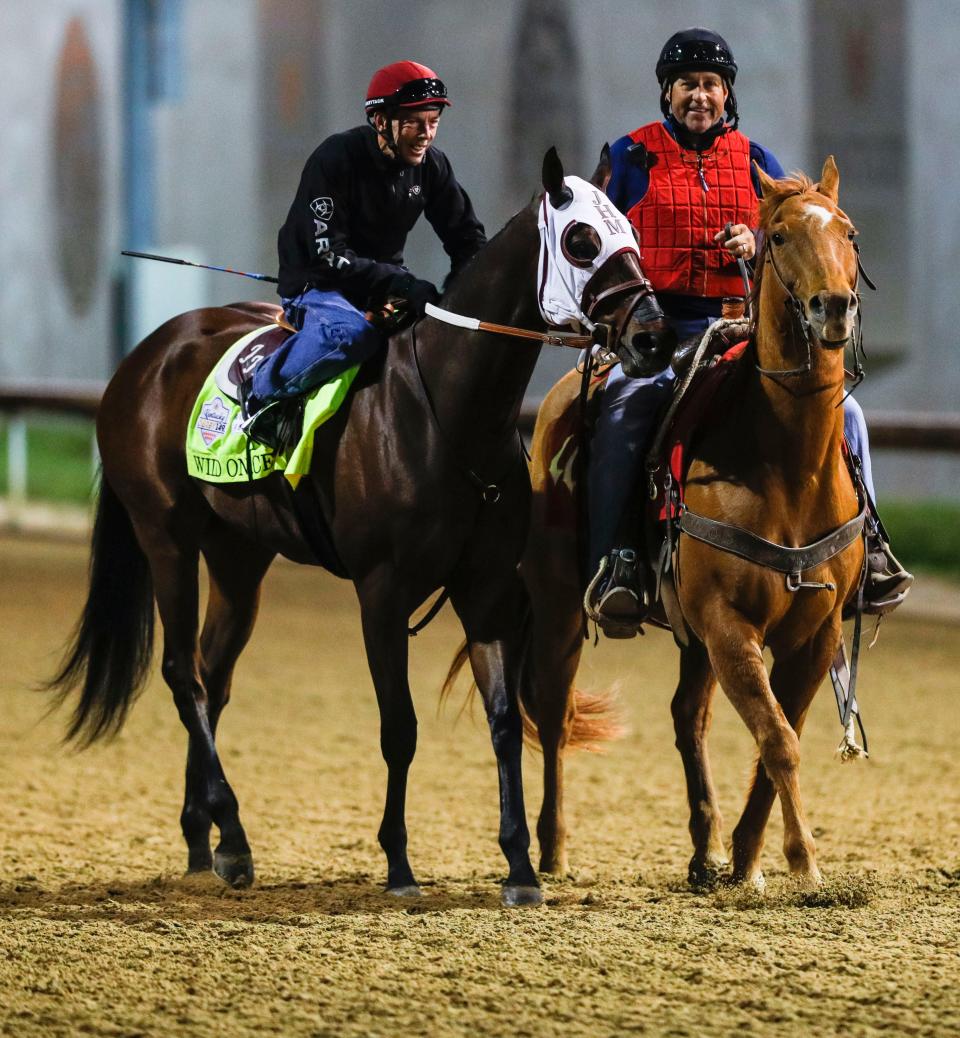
[520, 157, 866, 889]
[47, 148, 671, 905]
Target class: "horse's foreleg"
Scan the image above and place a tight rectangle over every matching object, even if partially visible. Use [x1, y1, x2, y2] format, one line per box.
[731, 624, 839, 886]
[140, 530, 254, 887]
[672, 639, 727, 888]
[357, 571, 420, 895]
[451, 572, 541, 906]
[705, 620, 819, 889]
[181, 530, 273, 873]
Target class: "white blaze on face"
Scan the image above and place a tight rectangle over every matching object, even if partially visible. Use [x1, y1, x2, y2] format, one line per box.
[804, 203, 835, 229]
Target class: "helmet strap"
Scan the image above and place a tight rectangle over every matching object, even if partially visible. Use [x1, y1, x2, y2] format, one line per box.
[367, 110, 400, 159]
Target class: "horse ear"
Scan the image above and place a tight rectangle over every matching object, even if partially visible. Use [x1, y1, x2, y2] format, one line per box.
[753, 159, 779, 200]
[542, 146, 572, 209]
[817, 154, 840, 203]
[590, 143, 612, 193]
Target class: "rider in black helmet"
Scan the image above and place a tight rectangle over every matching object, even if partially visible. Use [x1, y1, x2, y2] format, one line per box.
[586, 27, 912, 636]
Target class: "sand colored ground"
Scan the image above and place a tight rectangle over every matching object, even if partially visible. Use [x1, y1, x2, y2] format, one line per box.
[1, 534, 958, 1037]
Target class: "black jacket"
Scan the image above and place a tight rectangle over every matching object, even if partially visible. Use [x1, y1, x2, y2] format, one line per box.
[277, 125, 487, 305]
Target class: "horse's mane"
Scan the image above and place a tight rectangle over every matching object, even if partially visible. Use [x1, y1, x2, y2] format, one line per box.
[440, 203, 537, 301]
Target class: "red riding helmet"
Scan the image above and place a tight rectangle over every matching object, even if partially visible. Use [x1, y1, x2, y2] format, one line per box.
[364, 61, 450, 114]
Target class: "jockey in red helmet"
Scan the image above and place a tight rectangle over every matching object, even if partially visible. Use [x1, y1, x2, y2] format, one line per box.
[241, 61, 485, 448]
[364, 61, 451, 166]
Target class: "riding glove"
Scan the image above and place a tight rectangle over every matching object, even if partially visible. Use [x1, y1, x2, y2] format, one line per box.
[384, 272, 440, 316]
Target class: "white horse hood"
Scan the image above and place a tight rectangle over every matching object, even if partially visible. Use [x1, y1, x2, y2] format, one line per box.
[537, 175, 639, 329]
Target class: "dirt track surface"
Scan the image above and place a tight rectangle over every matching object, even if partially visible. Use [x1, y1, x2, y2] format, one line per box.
[2, 534, 959, 1037]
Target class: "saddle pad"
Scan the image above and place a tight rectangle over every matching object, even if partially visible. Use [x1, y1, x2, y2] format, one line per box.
[186, 324, 359, 487]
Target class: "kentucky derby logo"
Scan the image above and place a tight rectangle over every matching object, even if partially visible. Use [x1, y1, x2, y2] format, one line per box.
[196, 396, 230, 447]
[310, 197, 334, 220]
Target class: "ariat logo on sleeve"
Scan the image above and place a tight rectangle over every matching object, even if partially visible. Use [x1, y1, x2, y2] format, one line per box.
[310, 197, 334, 220]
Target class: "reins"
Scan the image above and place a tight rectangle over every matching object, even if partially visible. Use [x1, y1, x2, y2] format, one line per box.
[424, 302, 594, 348]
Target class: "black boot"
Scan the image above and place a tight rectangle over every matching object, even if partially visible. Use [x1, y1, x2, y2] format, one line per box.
[585, 548, 647, 638]
[238, 381, 303, 454]
[862, 535, 913, 615]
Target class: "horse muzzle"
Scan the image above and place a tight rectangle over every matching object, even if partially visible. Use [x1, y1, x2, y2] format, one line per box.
[617, 305, 677, 378]
[806, 291, 858, 349]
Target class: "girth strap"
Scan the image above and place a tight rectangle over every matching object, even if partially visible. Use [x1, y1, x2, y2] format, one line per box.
[679, 502, 867, 575]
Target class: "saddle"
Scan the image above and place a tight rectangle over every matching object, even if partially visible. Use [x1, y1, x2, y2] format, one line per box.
[213, 324, 292, 403]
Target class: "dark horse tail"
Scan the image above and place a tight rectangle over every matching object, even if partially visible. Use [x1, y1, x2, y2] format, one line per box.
[45, 478, 155, 746]
[440, 598, 619, 751]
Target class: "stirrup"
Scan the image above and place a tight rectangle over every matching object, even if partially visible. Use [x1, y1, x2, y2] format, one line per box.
[862, 540, 914, 616]
[584, 549, 646, 638]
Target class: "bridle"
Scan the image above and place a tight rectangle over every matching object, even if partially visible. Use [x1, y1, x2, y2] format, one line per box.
[753, 200, 875, 397]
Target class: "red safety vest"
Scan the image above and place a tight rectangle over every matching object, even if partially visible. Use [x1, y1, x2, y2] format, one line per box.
[626, 122, 758, 298]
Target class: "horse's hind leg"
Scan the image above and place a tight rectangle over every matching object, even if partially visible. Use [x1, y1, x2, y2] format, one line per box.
[134, 518, 256, 888]
[178, 527, 274, 874]
[528, 579, 584, 876]
[451, 570, 540, 906]
[672, 639, 727, 888]
[357, 567, 421, 895]
[730, 625, 838, 888]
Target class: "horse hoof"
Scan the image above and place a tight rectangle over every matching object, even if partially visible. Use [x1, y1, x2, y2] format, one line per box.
[688, 856, 730, 891]
[213, 851, 255, 889]
[502, 884, 543, 907]
[731, 871, 765, 893]
[792, 870, 823, 892]
[386, 884, 422, 898]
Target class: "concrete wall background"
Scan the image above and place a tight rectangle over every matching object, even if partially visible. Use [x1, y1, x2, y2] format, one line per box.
[0, 1, 121, 381]
[1, 0, 956, 496]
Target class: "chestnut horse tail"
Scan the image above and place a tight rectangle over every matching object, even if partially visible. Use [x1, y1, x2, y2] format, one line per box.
[45, 478, 155, 745]
[440, 602, 621, 751]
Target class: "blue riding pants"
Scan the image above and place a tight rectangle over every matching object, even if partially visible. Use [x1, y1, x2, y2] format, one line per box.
[588, 317, 877, 569]
[250, 288, 381, 404]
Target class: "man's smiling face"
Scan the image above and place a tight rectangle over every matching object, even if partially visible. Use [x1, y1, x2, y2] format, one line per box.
[668, 71, 729, 133]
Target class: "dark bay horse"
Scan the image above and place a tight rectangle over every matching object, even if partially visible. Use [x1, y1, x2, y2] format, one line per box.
[520, 157, 866, 890]
[48, 148, 671, 905]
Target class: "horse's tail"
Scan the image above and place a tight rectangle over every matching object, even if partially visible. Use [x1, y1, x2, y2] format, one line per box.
[440, 598, 621, 752]
[44, 477, 155, 746]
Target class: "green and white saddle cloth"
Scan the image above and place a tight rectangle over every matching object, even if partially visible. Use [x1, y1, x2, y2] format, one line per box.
[186, 324, 359, 488]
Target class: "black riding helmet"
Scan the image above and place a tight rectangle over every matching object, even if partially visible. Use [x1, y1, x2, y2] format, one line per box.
[657, 28, 739, 130]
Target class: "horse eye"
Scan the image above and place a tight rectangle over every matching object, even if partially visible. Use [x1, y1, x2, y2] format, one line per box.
[847, 230, 857, 241]
[771, 232, 786, 246]
[561, 223, 602, 267]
